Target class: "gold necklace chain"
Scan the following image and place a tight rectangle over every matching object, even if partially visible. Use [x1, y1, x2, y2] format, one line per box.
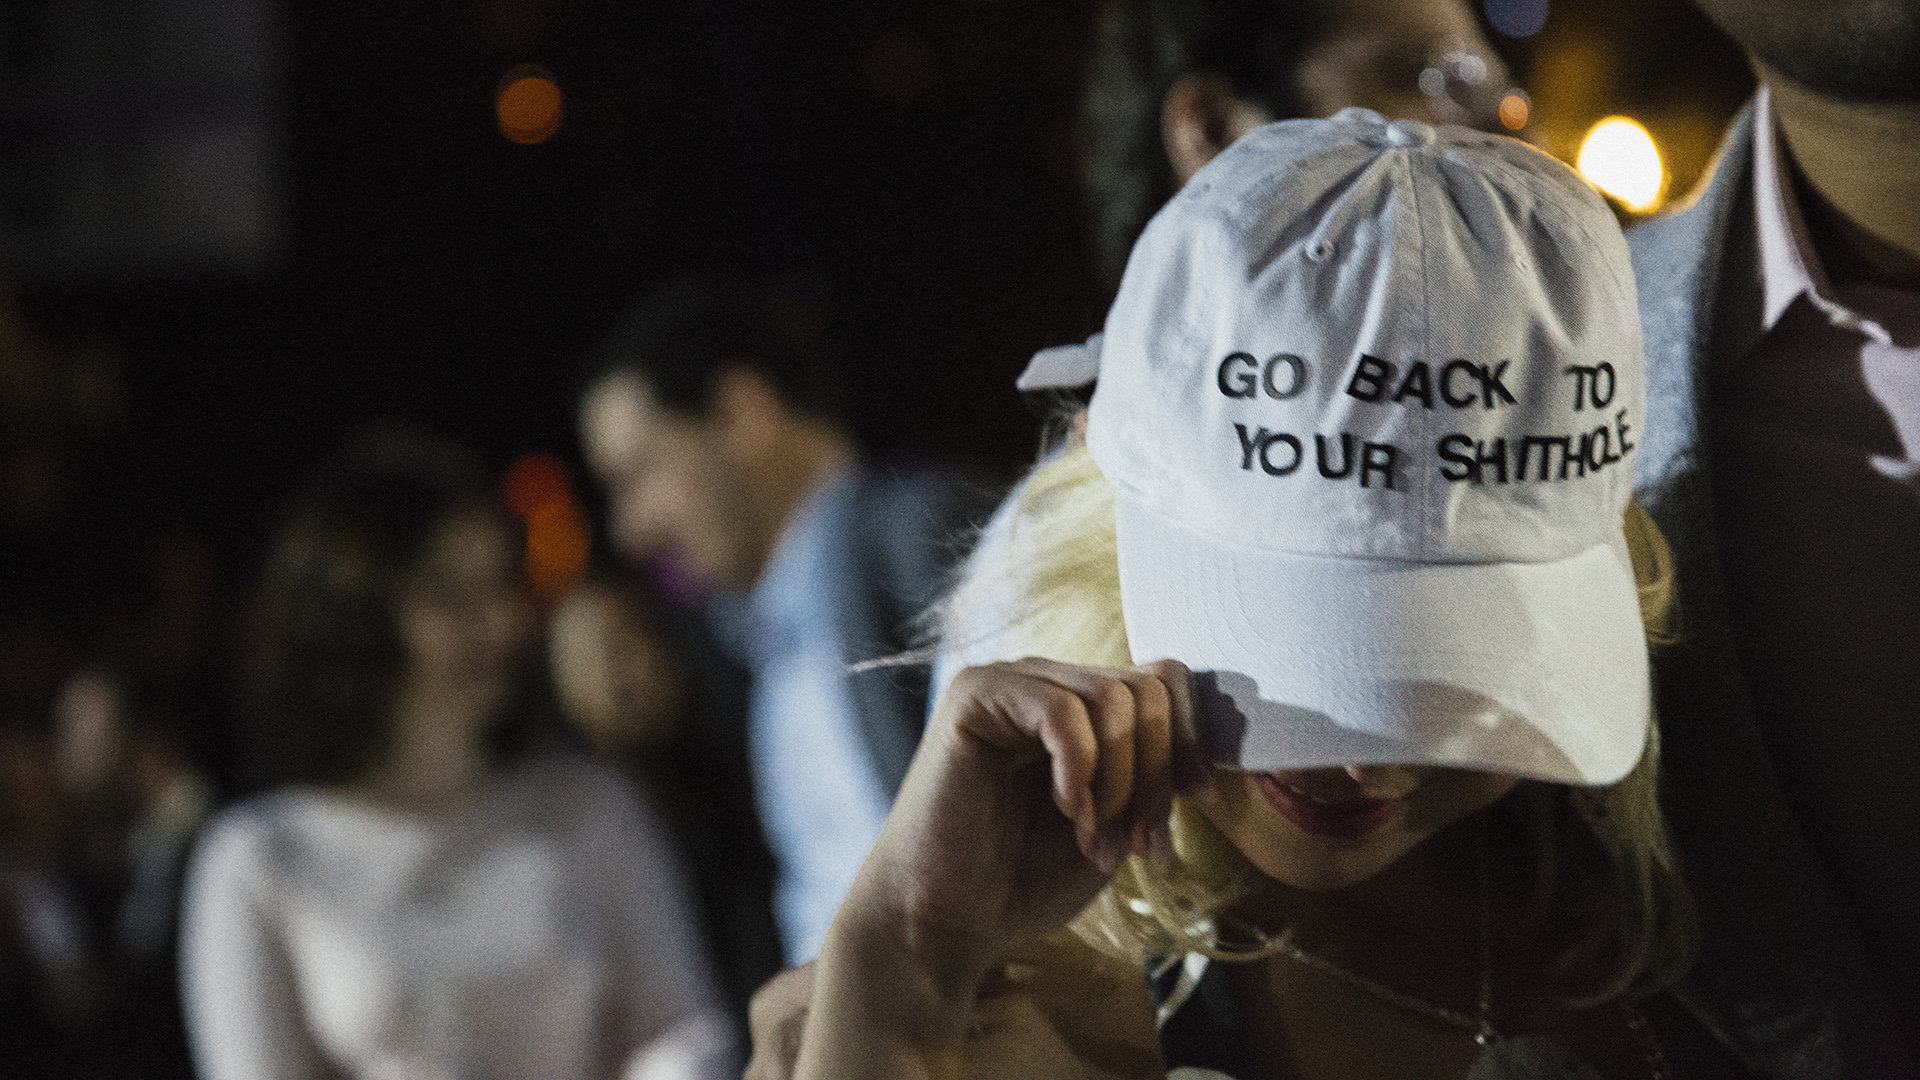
[1259, 819, 1499, 1044]
[1223, 819, 1673, 1079]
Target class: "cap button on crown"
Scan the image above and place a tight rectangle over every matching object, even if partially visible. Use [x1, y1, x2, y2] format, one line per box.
[1383, 119, 1436, 148]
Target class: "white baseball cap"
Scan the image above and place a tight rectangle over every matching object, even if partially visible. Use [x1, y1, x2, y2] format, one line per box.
[1077, 109, 1648, 786]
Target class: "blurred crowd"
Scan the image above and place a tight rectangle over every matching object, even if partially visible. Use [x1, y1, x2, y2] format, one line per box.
[2, 0, 1918, 1078]
[1, 283, 215, 1077]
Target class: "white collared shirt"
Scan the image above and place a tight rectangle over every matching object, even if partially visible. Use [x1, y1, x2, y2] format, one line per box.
[1751, 90, 1898, 345]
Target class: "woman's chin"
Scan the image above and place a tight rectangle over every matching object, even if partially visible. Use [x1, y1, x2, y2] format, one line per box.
[1249, 835, 1413, 893]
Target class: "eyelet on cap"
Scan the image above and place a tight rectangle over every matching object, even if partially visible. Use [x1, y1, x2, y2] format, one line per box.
[1305, 239, 1336, 262]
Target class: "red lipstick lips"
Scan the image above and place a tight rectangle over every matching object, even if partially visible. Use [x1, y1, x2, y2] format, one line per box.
[1255, 773, 1403, 839]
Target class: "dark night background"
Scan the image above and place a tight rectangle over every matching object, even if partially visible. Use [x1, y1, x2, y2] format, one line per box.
[3, 0, 1753, 568]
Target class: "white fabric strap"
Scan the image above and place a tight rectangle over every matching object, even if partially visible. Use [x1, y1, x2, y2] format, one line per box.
[1015, 333, 1103, 391]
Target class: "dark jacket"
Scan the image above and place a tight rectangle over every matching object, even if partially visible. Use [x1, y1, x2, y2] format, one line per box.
[834, 464, 999, 796]
[1629, 100, 1915, 1080]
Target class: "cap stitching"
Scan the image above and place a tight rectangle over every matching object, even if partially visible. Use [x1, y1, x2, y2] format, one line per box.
[1404, 146, 1434, 554]
[1461, 144, 1638, 313]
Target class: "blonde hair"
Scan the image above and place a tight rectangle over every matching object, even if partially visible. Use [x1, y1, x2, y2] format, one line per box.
[939, 442, 1696, 1005]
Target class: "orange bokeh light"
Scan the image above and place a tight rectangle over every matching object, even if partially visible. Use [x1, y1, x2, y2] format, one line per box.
[504, 452, 570, 518]
[525, 500, 591, 598]
[502, 452, 590, 598]
[497, 66, 563, 145]
[1498, 92, 1530, 131]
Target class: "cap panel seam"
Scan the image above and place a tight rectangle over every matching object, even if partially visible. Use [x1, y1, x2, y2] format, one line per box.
[1466, 145, 1638, 313]
[1405, 146, 1435, 554]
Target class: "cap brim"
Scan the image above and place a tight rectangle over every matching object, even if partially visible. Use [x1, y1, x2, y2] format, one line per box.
[1114, 498, 1650, 786]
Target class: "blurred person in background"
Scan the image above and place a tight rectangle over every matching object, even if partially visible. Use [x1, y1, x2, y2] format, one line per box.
[1625, 0, 1920, 1069]
[178, 427, 736, 1080]
[1078, 0, 1517, 292]
[549, 576, 691, 762]
[548, 571, 784, 1024]
[0, 278, 227, 1077]
[0, 278, 144, 804]
[578, 274, 993, 968]
[1, 663, 209, 1079]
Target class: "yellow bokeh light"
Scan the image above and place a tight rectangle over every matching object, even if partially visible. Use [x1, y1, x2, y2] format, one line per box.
[1576, 116, 1666, 213]
[497, 65, 563, 145]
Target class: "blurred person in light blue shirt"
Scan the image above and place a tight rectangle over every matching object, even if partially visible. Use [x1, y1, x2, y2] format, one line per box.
[580, 275, 989, 964]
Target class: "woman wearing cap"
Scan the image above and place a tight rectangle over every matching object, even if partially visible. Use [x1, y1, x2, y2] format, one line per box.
[772, 113, 1766, 1079]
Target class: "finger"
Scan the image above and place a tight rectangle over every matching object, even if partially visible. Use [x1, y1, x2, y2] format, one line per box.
[1009, 658, 1137, 825]
[970, 666, 1102, 839]
[1105, 666, 1171, 868]
[956, 659, 1150, 874]
[1015, 680, 1126, 871]
[1084, 674, 1138, 824]
[744, 1036, 784, 1080]
[746, 963, 815, 1080]
[744, 1016, 791, 1080]
[747, 962, 813, 1038]
[1144, 658, 1212, 797]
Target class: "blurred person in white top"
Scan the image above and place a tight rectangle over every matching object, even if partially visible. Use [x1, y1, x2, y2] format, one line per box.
[179, 426, 736, 1080]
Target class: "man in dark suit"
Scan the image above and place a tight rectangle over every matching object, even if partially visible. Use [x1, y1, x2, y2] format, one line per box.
[1629, 2, 1920, 1072]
